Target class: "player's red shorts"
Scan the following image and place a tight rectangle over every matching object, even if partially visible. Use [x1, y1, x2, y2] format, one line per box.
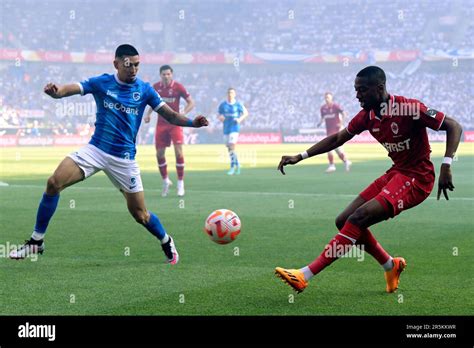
[359, 170, 434, 218]
[326, 127, 342, 136]
[155, 124, 184, 148]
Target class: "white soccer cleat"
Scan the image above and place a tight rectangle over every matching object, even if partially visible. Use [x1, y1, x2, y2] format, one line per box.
[161, 236, 179, 265]
[161, 178, 173, 197]
[177, 180, 185, 197]
[9, 239, 45, 260]
[325, 164, 336, 173]
[345, 160, 352, 172]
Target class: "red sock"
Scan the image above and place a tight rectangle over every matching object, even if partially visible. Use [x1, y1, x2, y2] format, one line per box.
[158, 158, 168, 179]
[176, 156, 185, 180]
[328, 151, 334, 164]
[358, 228, 391, 265]
[308, 221, 362, 275]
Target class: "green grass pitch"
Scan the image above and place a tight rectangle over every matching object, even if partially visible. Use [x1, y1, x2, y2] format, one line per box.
[0, 143, 473, 315]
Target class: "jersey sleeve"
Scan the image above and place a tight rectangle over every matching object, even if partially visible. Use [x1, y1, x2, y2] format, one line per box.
[218, 102, 224, 115]
[335, 103, 344, 113]
[346, 110, 369, 135]
[78, 75, 104, 95]
[146, 83, 166, 111]
[238, 102, 245, 115]
[416, 100, 446, 131]
[179, 83, 191, 99]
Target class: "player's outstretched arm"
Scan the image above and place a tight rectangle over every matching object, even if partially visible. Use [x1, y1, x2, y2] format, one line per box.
[44, 83, 81, 99]
[437, 116, 463, 200]
[157, 103, 208, 128]
[278, 128, 353, 174]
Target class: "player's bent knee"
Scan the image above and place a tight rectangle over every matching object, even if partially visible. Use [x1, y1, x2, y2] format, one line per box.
[347, 207, 369, 227]
[131, 209, 149, 225]
[335, 215, 346, 230]
[46, 176, 62, 194]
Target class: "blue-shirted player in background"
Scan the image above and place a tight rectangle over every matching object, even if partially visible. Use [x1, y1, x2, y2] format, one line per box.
[218, 87, 248, 175]
[9, 44, 208, 264]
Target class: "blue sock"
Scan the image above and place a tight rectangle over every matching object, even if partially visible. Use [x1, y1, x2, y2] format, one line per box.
[144, 212, 168, 242]
[34, 192, 60, 234]
[234, 153, 239, 168]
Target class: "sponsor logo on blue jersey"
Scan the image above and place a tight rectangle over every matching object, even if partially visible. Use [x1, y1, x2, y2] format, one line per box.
[80, 73, 164, 160]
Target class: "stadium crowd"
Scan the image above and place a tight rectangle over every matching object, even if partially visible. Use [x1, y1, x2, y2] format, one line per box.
[1, 63, 472, 136]
[1, 0, 472, 53]
[1, 0, 472, 139]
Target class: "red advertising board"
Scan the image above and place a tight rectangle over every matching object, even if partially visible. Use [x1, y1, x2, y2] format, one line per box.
[53, 135, 90, 146]
[464, 131, 474, 142]
[0, 135, 18, 146]
[238, 133, 282, 144]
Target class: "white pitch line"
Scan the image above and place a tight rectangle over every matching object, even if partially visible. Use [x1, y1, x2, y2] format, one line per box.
[1, 184, 474, 201]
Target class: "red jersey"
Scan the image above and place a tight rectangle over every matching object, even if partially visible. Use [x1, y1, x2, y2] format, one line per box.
[153, 80, 190, 125]
[320, 103, 344, 134]
[347, 95, 445, 186]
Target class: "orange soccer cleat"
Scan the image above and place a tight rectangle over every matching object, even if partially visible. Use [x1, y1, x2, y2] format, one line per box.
[274, 267, 308, 293]
[384, 257, 407, 293]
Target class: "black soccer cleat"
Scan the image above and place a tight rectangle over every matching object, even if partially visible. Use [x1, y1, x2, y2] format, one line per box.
[9, 239, 45, 260]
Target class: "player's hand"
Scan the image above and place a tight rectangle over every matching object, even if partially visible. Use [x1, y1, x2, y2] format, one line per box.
[236, 118, 242, 124]
[193, 115, 209, 128]
[44, 83, 61, 99]
[144, 115, 151, 123]
[437, 163, 454, 200]
[278, 155, 301, 175]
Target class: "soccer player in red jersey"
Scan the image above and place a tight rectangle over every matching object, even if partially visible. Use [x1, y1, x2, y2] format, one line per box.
[318, 92, 352, 173]
[144, 65, 195, 197]
[275, 66, 462, 293]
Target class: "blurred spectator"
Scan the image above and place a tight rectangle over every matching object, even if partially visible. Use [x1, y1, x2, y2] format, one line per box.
[2, 0, 473, 53]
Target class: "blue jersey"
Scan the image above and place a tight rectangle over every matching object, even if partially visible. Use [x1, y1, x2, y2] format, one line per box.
[79, 73, 165, 159]
[218, 100, 245, 134]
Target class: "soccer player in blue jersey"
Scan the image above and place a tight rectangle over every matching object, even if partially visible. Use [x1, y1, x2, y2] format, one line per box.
[218, 87, 248, 175]
[9, 44, 208, 264]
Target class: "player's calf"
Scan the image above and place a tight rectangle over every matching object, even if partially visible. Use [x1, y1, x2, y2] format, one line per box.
[130, 208, 149, 225]
[136, 208, 179, 265]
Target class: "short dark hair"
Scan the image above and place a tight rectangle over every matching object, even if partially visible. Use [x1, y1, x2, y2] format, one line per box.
[324, 92, 333, 97]
[356, 66, 386, 85]
[115, 44, 139, 58]
[228, 87, 235, 92]
[160, 65, 173, 73]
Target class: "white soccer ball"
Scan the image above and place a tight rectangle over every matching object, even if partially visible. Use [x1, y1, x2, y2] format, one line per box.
[204, 209, 241, 244]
